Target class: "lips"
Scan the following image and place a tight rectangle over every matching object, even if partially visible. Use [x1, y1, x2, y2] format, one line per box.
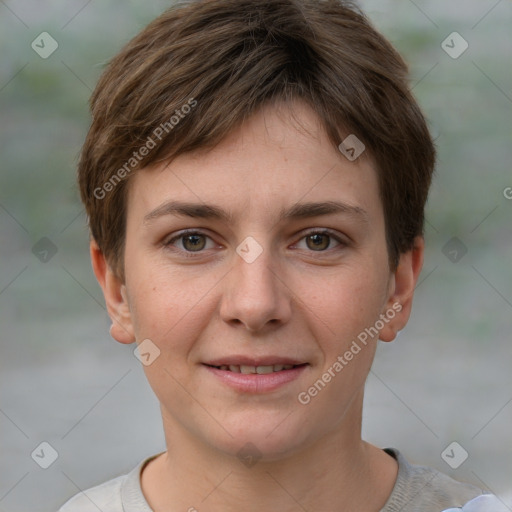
[203, 360, 309, 392]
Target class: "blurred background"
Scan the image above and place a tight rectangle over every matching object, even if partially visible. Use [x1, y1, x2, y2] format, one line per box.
[0, 0, 511, 510]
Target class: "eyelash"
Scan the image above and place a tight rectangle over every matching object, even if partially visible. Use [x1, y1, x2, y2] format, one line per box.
[163, 229, 347, 258]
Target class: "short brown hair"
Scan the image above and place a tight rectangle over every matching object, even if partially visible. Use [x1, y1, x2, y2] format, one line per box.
[78, 0, 435, 278]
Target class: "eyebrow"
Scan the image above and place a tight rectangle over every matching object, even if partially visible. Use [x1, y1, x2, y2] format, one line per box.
[143, 200, 369, 225]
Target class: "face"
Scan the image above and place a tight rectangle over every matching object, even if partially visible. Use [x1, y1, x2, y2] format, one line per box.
[95, 100, 421, 461]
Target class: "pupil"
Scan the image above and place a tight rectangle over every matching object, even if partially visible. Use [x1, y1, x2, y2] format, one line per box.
[184, 235, 205, 251]
[307, 234, 329, 251]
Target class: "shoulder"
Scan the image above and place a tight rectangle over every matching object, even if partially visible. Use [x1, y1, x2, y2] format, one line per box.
[57, 453, 161, 512]
[382, 448, 484, 512]
[58, 474, 125, 512]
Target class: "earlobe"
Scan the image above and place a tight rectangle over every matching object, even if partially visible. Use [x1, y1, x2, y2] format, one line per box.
[109, 320, 135, 345]
[379, 236, 425, 342]
[90, 239, 136, 345]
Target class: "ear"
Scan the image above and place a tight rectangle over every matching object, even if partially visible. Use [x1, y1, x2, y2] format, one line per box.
[90, 239, 135, 344]
[379, 236, 425, 342]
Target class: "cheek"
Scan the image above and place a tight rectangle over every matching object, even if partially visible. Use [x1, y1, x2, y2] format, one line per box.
[301, 264, 389, 346]
[125, 255, 220, 354]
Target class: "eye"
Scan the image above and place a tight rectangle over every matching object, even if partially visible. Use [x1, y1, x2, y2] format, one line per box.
[294, 229, 346, 252]
[164, 230, 217, 256]
[163, 228, 347, 258]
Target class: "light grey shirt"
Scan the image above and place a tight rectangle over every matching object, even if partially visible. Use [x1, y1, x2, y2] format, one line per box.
[58, 448, 484, 511]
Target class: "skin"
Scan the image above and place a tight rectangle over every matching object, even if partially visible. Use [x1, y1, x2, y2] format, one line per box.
[91, 100, 424, 511]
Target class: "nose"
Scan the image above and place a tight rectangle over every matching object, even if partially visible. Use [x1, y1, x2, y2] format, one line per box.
[219, 237, 292, 333]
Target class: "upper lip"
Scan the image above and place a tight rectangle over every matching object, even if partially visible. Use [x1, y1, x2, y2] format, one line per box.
[204, 356, 308, 367]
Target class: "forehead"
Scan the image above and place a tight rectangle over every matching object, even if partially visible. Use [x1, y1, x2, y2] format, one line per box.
[126, 101, 383, 227]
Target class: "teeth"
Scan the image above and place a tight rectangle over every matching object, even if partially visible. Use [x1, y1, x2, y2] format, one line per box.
[216, 364, 299, 373]
[256, 365, 274, 374]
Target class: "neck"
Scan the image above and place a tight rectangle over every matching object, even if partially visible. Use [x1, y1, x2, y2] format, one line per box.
[141, 393, 397, 512]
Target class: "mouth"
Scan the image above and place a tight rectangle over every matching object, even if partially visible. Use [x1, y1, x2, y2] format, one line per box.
[202, 359, 309, 393]
[204, 363, 308, 374]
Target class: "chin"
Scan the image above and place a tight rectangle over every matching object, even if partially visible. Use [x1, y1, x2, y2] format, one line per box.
[206, 413, 314, 463]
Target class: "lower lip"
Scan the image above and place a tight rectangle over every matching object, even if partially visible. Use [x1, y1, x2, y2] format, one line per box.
[202, 364, 308, 393]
